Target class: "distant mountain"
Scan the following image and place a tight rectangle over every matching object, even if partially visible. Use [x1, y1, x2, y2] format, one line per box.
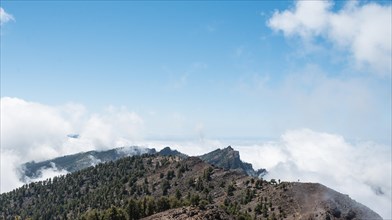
[21, 146, 266, 182]
[199, 146, 267, 177]
[21, 146, 156, 181]
[1, 154, 382, 219]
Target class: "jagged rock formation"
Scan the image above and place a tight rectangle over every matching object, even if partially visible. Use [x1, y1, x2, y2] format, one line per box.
[158, 146, 266, 177]
[199, 146, 267, 177]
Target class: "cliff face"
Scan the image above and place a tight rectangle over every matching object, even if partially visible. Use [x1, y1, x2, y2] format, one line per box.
[199, 146, 267, 177]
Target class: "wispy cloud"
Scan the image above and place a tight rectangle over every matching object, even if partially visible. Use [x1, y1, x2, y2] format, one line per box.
[0, 8, 14, 25]
[268, 1, 392, 76]
[165, 62, 208, 89]
[205, 20, 222, 33]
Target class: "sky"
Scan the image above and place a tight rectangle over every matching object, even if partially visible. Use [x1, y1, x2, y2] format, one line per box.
[0, 0, 391, 218]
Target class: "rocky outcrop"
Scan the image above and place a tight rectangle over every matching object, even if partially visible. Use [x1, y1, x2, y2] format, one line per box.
[199, 146, 266, 177]
[159, 147, 188, 159]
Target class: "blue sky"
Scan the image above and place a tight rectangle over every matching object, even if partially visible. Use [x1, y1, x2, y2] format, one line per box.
[1, 1, 391, 143]
[1, 2, 392, 216]
[1, 2, 287, 103]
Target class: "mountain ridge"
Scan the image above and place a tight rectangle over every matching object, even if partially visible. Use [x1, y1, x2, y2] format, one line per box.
[21, 146, 156, 181]
[20, 145, 265, 182]
[1, 153, 382, 219]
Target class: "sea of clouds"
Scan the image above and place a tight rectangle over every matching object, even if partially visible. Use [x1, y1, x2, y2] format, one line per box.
[1, 97, 391, 219]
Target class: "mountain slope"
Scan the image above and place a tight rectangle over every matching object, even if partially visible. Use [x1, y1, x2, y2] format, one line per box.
[0, 154, 382, 220]
[21, 146, 156, 180]
[141, 205, 234, 220]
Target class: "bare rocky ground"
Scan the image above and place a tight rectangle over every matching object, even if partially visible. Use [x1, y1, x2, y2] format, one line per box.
[142, 156, 382, 220]
[142, 205, 234, 220]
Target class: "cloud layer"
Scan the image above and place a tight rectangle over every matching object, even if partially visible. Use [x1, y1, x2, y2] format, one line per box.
[0, 8, 14, 25]
[268, 1, 392, 76]
[1, 97, 144, 192]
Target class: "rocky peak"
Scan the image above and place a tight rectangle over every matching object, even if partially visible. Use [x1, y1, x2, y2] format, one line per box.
[199, 146, 265, 177]
[158, 147, 187, 158]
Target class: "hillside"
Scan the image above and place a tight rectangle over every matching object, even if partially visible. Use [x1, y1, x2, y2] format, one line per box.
[0, 154, 382, 220]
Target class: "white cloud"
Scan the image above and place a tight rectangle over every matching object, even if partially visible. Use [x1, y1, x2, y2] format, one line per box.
[268, 1, 392, 76]
[164, 62, 208, 89]
[1, 97, 74, 162]
[236, 64, 391, 144]
[237, 129, 391, 219]
[23, 162, 69, 184]
[0, 151, 24, 193]
[81, 106, 144, 149]
[268, 1, 332, 38]
[0, 8, 14, 25]
[0, 97, 144, 192]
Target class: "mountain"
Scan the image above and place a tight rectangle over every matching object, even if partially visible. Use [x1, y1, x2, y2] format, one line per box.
[1, 153, 382, 219]
[20, 146, 265, 182]
[159, 146, 266, 178]
[21, 146, 156, 181]
[199, 146, 267, 177]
